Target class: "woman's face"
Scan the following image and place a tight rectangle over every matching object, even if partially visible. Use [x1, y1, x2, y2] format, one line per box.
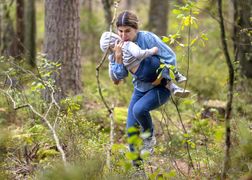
[117, 26, 138, 41]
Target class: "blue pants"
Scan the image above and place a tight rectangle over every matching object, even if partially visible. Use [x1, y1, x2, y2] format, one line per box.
[134, 55, 171, 84]
[127, 85, 170, 152]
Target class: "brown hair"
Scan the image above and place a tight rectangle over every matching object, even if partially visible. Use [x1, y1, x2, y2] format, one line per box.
[116, 11, 139, 29]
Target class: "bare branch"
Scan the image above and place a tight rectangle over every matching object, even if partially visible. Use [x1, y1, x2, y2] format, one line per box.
[96, 0, 120, 170]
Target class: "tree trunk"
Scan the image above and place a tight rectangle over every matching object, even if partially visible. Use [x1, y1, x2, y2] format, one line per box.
[44, 0, 82, 101]
[0, 2, 3, 52]
[232, 0, 252, 78]
[218, 0, 235, 178]
[16, 0, 25, 59]
[101, 0, 113, 28]
[125, 0, 132, 9]
[24, 0, 36, 66]
[0, 1, 17, 57]
[148, 0, 169, 36]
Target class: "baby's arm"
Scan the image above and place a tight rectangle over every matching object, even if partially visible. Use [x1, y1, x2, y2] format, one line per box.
[126, 42, 158, 60]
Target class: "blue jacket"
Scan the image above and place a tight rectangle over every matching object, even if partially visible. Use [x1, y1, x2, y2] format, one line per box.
[109, 31, 176, 92]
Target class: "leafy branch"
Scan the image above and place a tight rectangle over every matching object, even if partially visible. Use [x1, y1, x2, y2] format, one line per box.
[0, 58, 67, 167]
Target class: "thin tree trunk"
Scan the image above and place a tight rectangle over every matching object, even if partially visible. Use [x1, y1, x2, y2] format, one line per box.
[24, 0, 36, 66]
[148, 0, 169, 36]
[101, 0, 113, 28]
[16, 0, 25, 59]
[0, 1, 3, 52]
[232, 0, 252, 78]
[125, 0, 132, 9]
[88, 0, 92, 13]
[217, 0, 235, 178]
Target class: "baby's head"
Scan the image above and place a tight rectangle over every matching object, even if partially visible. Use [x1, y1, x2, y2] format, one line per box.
[100, 32, 121, 52]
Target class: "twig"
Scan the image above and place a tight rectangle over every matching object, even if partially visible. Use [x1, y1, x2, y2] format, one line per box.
[170, 8, 195, 172]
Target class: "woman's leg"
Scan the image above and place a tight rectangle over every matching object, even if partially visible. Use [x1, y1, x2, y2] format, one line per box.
[134, 56, 161, 82]
[126, 86, 170, 166]
[132, 85, 170, 136]
[127, 89, 145, 152]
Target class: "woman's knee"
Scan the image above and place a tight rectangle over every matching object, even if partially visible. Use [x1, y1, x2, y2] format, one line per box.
[132, 105, 147, 119]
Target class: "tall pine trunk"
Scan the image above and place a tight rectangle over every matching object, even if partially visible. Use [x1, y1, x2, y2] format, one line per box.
[101, 0, 113, 28]
[44, 0, 82, 101]
[232, 0, 252, 78]
[148, 0, 169, 36]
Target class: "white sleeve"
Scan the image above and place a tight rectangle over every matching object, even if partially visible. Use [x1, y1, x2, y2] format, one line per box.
[126, 42, 155, 60]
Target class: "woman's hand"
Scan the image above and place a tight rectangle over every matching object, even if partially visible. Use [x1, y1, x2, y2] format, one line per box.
[114, 40, 123, 64]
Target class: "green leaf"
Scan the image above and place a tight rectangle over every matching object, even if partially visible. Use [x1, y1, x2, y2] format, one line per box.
[190, 37, 198, 46]
[172, 9, 182, 15]
[176, 14, 184, 19]
[183, 133, 189, 138]
[180, 6, 189, 11]
[127, 126, 139, 134]
[127, 135, 139, 144]
[162, 36, 170, 43]
[181, 99, 194, 106]
[170, 70, 175, 80]
[201, 33, 208, 40]
[125, 152, 139, 160]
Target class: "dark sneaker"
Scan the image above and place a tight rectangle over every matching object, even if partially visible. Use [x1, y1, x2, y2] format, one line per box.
[175, 71, 187, 83]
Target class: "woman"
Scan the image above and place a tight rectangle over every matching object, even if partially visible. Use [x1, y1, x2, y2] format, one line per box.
[100, 31, 190, 97]
[109, 11, 182, 163]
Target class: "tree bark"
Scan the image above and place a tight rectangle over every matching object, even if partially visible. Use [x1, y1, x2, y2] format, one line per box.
[217, 0, 235, 178]
[232, 0, 252, 78]
[101, 0, 113, 28]
[125, 0, 132, 9]
[15, 0, 25, 59]
[148, 0, 169, 36]
[0, 1, 17, 57]
[24, 0, 36, 66]
[44, 0, 82, 101]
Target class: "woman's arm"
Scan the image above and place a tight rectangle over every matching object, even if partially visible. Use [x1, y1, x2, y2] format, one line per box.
[109, 56, 128, 81]
[145, 32, 177, 66]
[108, 41, 128, 83]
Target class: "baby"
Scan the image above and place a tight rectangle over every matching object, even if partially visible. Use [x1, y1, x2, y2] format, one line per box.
[100, 32, 190, 98]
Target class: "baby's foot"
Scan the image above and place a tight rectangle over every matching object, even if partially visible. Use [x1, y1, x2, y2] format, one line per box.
[175, 71, 187, 83]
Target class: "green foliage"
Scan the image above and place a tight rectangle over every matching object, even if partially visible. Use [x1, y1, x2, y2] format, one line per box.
[36, 156, 105, 180]
[229, 119, 252, 178]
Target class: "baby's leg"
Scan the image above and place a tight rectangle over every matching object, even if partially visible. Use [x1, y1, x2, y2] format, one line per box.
[165, 81, 190, 98]
[172, 68, 187, 83]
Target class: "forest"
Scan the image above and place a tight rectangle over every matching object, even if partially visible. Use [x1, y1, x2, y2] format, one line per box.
[0, 0, 251, 179]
